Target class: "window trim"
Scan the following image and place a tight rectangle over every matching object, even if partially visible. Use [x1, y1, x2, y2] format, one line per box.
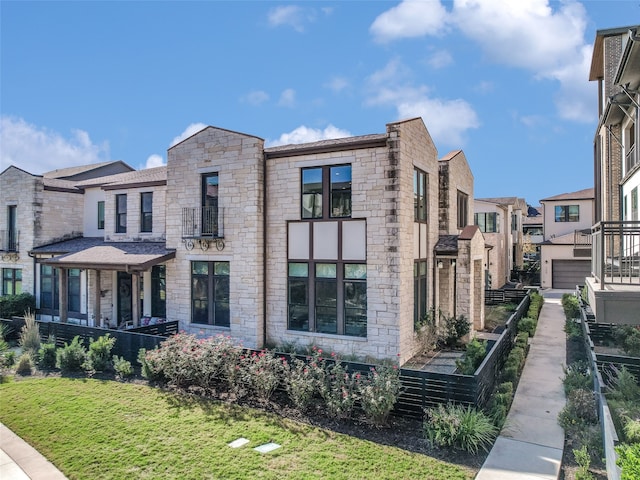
[2, 268, 22, 296]
[115, 194, 127, 233]
[190, 261, 230, 327]
[97, 201, 105, 230]
[414, 168, 427, 223]
[301, 164, 352, 220]
[554, 205, 580, 223]
[474, 212, 500, 233]
[140, 192, 153, 233]
[457, 191, 469, 229]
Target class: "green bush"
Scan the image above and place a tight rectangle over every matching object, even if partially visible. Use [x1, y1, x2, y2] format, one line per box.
[612, 326, 640, 357]
[0, 293, 36, 319]
[573, 445, 595, 480]
[487, 381, 514, 428]
[86, 334, 116, 372]
[37, 340, 57, 370]
[423, 403, 498, 454]
[609, 366, 640, 403]
[113, 355, 133, 378]
[515, 331, 529, 349]
[616, 443, 640, 480]
[623, 419, 640, 444]
[15, 353, 33, 375]
[558, 388, 598, 433]
[562, 361, 592, 395]
[565, 318, 582, 339]
[2, 350, 16, 367]
[56, 336, 87, 372]
[561, 293, 580, 320]
[358, 363, 402, 425]
[455, 338, 487, 375]
[527, 292, 544, 319]
[517, 317, 537, 337]
[438, 314, 470, 348]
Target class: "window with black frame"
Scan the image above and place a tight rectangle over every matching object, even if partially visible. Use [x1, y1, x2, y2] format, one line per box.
[414, 261, 428, 327]
[554, 205, 579, 222]
[288, 263, 309, 331]
[475, 212, 500, 233]
[97, 201, 105, 230]
[115, 194, 127, 233]
[301, 165, 351, 219]
[140, 192, 153, 233]
[191, 261, 229, 326]
[2, 268, 21, 295]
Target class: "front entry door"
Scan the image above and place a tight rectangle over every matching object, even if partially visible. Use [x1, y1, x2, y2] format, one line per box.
[117, 272, 132, 326]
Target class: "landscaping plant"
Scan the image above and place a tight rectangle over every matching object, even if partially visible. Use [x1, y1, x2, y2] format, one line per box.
[37, 339, 58, 370]
[423, 403, 497, 454]
[56, 335, 87, 372]
[283, 355, 320, 411]
[455, 338, 487, 375]
[319, 359, 358, 419]
[86, 334, 116, 372]
[18, 310, 40, 356]
[616, 443, 640, 480]
[438, 313, 470, 348]
[573, 445, 595, 480]
[0, 292, 36, 319]
[112, 355, 133, 379]
[357, 363, 402, 425]
[561, 293, 580, 320]
[15, 352, 33, 375]
[562, 361, 592, 395]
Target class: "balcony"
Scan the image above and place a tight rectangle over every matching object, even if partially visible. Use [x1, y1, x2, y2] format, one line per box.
[573, 228, 592, 257]
[625, 144, 637, 175]
[181, 206, 225, 251]
[591, 221, 640, 287]
[0, 230, 19, 252]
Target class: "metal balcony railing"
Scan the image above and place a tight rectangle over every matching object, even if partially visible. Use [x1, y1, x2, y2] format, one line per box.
[0, 229, 19, 252]
[182, 206, 224, 239]
[573, 228, 592, 257]
[592, 221, 640, 288]
[625, 144, 637, 174]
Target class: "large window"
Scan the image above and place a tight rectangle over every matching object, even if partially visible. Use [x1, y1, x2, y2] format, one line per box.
[115, 194, 127, 233]
[39, 266, 81, 313]
[191, 261, 229, 327]
[151, 265, 166, 317]
[414, 261, 428, 327]
[555, 205, 580, 222]
[457, 191, 468, 229]
[7, 205, 17, 251]
[288, 261, 366, 337]
[2, 268, 21, 295]
[414, 168, 427, 222]
[475, 212, 500, 233]
[140, 192, 153, 233]
[301, 165, 351, 219]
[97, 201, 105, 230]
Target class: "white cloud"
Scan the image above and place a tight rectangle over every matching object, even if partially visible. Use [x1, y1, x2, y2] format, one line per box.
[427, 49, 453, 69]
[0, 116, 109, 175]
[143, 154, 165, 169]
[325, 76, 350, 93]
[242, 90, 270, 106]
[267, 5, 327, 32]
[267, 125, 352, 147]
[169, 123, 208, 147]
[278, 88, 296, 108]
[370, 0, 450, 42]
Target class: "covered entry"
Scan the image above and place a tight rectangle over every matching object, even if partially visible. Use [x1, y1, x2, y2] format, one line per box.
[552, 259, 590, 289]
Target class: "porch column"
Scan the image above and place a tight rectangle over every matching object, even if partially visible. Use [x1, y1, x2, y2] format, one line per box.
[59, 267, 68, 323]
[131, 273, 140, 327]
[94, 269, 101, 327]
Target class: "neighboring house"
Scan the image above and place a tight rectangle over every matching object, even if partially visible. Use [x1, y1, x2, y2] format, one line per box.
[165, 118, 485, 364]
[523, 205, 543, 254]
[473, 197, 527, 289]
[586, 25, 640, 325]
[538, 188, 594, 289]
[0, 161, 134, 299]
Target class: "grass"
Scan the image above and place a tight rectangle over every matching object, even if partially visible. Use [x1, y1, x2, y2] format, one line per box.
[0, 377, 473, 480]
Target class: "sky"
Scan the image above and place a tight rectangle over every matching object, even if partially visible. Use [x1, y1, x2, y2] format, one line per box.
[1, 1, 639, 206]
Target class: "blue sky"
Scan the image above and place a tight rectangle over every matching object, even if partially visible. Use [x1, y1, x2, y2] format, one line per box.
[1, 1, 639, 206]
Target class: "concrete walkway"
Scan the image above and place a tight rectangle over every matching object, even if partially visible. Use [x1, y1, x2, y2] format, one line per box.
[0, 423, 67, 480]
[476, 289, 569, 480]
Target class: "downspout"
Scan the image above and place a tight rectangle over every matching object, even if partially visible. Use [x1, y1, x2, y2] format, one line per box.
[262, 151, 268, 348]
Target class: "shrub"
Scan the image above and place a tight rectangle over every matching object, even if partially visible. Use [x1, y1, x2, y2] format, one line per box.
[283, 355, 319, 411]
[37, 340, 58, 370]
[138, 348, 164, 382]
[56, 336, 87, 372]
[438, 314, 470, 348]
[423, 403, 498, 454]
[573, 445, 595, 480]
[487, 382, 514, 428]
[527, 292, 544, 319]
[0, 293, 36, 319]
[616, 443, 640, 480]
[357, 363, 402, 425]
[15, 353, 33, 375]
[561, 293, 580, 320]
[608, 366, 640, 403]
[2, 350, 16, 367]
[113, 355, 133, 378]
[455, 338, 488, 375]
[86, 334, 116, 372]
[613, 325, 640, 357]
[515, 331, 529, 349]
[319, 359, 358, 419]
[19, 310, 40, 356]
[517, 317, 537, 337]
[244, 350, 284, 402]
[415, 314, 438, 354]
[623, 419, 640, 444]
[565, 318, 582, 340]
[562, 361, 592, 395]
[558, 389, 598, 433]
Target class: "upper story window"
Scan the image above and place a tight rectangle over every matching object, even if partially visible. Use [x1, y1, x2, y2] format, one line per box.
[457, 191, 469, 229]
[632, 187, 638, 221]
[554, 205, 579, 222]
[414, 168, 427, 222]
[201, 173, 219, 236]
[301, 165, 352, 219]
[625, 122, 637, 174]
[511, 213, 518, 232]
[475, 212, 500, 233]
[140, 192, 153, 233]
[5, 205, 18, 251]
[97, 201, 105, 230]
[115, 194, 127, 233]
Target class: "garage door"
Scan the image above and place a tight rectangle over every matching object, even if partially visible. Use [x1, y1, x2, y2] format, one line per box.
[552, 260, 591, 289]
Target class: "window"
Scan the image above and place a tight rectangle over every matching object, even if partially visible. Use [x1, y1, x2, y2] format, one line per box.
[414, 261, 428, 327]
[511, 213, 518, 232]
[191, 261, 229, 326]
[287, 261, 366, 337]
[457, 191, 468, 229]
[632, 187, 639, 221]
[6, 205, 18, 251]
[39, 266, 81, 313]
[555, 205, 579, 222]
[68, 269, 81, 312]
[140, 192, 153, 233]
[97, 201, 105, 230]
[115, 194, 127, 233]
[301, 165, 351, 219]
[151, 265, 166, 317]
[201, 173, 219, 236]
[475, 212, 500, 233]
[2, 268, 21, 295]
[414, 168, 427, 222]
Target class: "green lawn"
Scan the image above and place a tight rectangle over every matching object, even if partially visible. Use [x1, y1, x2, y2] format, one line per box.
[0, 377, 473, 480]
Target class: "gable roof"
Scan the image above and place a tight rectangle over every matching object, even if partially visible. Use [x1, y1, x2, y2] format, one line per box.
[540, 188, 594, 202]
[75, 166, 167, 190]
[43, 161, 134, 181]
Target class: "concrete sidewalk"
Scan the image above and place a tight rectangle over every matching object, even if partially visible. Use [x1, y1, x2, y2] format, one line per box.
[476, 289, 568, 480]
[0, 423, 67, 480]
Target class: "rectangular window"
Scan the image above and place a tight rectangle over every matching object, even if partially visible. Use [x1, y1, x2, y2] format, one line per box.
[414, 168, 427, 222]
[511, 213, 518, 232]
[115, 194, 127, 233]
[2, 268, 22, 295]
[301, 165, 351, 219]
[151, 265, 166, 317]
[7, 205, 17, 251]
[97, 201, 105, 230]
[413, 261, 428, 327]
[201, 173, 219, 236]
[191, 261, 229, 327]
[457, 191, 468, 229]
[40, 265, 58, 310]
[632, 187, 639, 221]
[287, 261, 366, 337]
[140, 192, 153, 233]
[554, 205, 580, 222]
[475, 212, 500, 233]
[68, 269, 81, 313]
